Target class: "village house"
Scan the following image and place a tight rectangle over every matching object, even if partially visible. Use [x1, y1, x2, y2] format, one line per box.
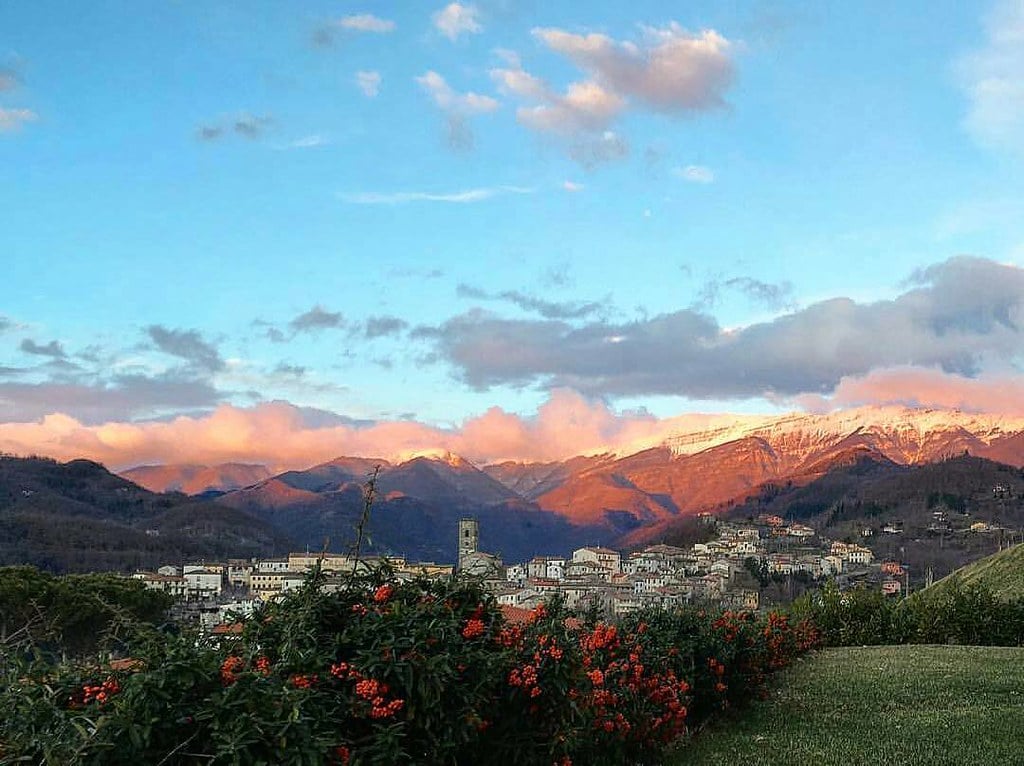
[821, 555, 844, 575]
[572, 546, 622, 575]
[785, 524, 815, 539]
[287, 552, 357, 572]
[633, 573, 668, 594]
[721, 589, 760, 610]
[391, 560, 452, 579]
[881, 579, 902, 596]
[611, 591, 643, 616]
[710, 559, 734, 579]
[845, 545, 873, 566]
[183, 565, 224, 600]
[728, 539, 759, 556]
[767, 554, 794, 576]
[256, 558, 291, 573]
[795, 555, 823, 577]
[880, 561, 905, 576]
[527, 556, 566, 580]
[133, 572, 188, 599]
[564, 559, 608, 581]
[249, 571, 306, 601]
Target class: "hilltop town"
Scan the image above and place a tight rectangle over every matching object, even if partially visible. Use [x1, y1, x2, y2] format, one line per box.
[131, 512, 927, 630]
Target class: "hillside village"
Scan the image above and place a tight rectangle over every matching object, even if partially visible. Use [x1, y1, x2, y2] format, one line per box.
[131, 512, 940, 630]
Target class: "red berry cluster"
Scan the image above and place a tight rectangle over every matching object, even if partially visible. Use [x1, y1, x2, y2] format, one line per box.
[70, 677, 120, 707]
[220, 656, 245, 686]
[289, 673, 318, 689]
[355, 678, 405, 718]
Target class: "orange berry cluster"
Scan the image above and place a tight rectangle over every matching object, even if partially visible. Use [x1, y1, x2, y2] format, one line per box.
[72, 677, 120, 707]
[354, 678, 405, 718]
[289, 673, 318, 689]
[220, 656, 245, 686]
[462, 618, 486, 639]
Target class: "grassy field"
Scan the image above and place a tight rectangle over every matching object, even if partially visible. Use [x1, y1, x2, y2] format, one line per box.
[921, 543, 1024, 601]
[671, 645, 1024, 766]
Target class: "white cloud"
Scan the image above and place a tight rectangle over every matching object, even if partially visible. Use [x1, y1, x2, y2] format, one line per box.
[490, 24, 733, 162]
[416, 70, 499, 150]
[340, 185, 534, 205]
[338, 14, 396, 33]
[957, 0, 1024, 152]
[518, 80, 625, 134]
[563, 180, 585, 192]
[433, 3, 482, 41]
[0, 107, 37, 132]
[533, 24, 734, 113]
[416, 70, 499, 114]
[675, 164, 715, 183]
[356, 70, 382, 98]
[282, 135, 328, 150]
[492, 56, 624, 135]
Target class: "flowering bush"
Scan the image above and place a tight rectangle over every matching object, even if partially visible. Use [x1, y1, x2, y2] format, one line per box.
[0, 569, 818, 765]
[790, 580, 1024, 647]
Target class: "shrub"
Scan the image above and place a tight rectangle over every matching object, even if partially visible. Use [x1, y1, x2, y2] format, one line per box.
[791, 579, 1024, 647]
[0, 569, 818, 765]
[0, 566, 174, 659]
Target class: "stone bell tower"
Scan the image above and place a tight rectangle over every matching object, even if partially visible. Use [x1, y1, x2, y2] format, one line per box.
[458, 517, 479, 569]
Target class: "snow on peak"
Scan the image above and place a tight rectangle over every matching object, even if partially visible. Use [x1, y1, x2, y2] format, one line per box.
[398, 448, 471, 468]
[660, 405, 1024, 459]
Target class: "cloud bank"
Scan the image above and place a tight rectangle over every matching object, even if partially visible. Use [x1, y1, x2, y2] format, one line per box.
[0, 390, 741, 470]
[3, 371, 1023, 474]
[421, 256, 1024, 398]
[2, 257, 1022, 470]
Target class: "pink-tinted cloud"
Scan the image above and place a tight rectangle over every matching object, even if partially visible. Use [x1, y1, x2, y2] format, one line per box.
[4, 372, 1024, 473]
[0, 390, 744, 471]
[796, 366, 1024, 415]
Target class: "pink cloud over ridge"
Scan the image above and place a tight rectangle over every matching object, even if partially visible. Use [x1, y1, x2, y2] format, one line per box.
[796, 366, 1024, 415]
[0, 390, 710, 471]
[3, 371, 1024, 473]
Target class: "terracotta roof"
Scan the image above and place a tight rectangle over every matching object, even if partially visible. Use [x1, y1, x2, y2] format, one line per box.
[500, 604, 581, 630]
[109, 658, 144, 671]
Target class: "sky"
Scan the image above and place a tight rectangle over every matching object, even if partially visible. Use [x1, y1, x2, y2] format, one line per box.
[1, 0, 1024, 469]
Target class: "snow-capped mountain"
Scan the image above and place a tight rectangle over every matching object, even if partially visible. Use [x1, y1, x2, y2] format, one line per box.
[661, 406, 1024, 466]
[120, 407, 1024, 552]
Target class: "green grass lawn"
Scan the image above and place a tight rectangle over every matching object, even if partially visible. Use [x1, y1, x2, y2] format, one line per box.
[671, 645, 1024, 766]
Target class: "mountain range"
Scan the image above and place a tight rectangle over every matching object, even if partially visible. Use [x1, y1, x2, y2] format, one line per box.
[118, 406, 1024, 560]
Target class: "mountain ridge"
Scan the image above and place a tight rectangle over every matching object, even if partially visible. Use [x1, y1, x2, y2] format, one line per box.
[0, 455, 291, 572]
[111, 407, 1024, 555]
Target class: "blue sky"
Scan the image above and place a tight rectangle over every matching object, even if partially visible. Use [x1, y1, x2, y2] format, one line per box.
[2, 1, 1024, 467]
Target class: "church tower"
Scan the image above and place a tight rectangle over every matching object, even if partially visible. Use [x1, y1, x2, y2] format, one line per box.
[458, 517, 479, 569]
